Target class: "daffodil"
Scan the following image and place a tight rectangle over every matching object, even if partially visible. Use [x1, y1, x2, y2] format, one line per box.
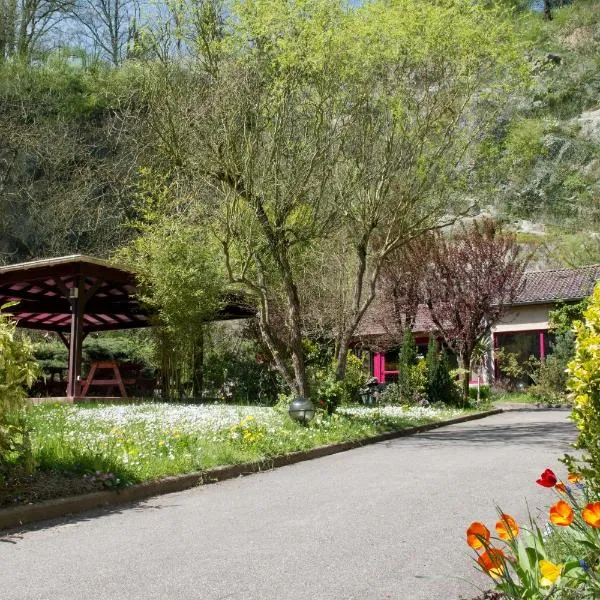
[539, 559, 562, 587]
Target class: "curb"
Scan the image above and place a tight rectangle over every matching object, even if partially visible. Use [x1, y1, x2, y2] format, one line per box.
[0, 408, 502, 531]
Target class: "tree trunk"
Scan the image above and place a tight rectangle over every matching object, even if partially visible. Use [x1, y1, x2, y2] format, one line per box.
[283, 270, 308, 398]
[457, 352, 471, 406]
[335, 336, 351, 383]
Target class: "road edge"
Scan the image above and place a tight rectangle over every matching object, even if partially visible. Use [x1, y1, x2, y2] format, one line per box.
[0, 408, 502, 531]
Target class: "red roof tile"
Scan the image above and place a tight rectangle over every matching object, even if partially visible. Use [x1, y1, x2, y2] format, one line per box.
[354, 264, 600, 344]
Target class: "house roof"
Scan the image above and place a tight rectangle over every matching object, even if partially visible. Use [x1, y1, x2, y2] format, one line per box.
[0, 255, 255, 333]
[353, 264, 600, 345]
[512, 264, 600, 305]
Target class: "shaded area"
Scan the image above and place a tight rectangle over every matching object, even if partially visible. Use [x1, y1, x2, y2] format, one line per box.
[0, 500, 177, 543]
[402, 418, 577, 451]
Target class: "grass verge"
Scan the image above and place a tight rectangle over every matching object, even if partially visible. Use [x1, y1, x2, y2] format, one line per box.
[2, 403, 473, 507]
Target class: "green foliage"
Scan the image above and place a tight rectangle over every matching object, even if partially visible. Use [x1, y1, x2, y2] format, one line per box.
[0, 306, 39, 474]
[398, 329, 420, 401]
[468, 384, 491, 402]
[495, 349, 541, 389]
[565, 284, 600, 495]
[490, 0, 600, 240]
[550, 300, 590, 336]
[30, 333, 155, 396]
[425, 337, 460, 406]
[120, 198, 230, 398]
[308, 351, 368, 412]
[379, 361, 427, 406]
[0, 57, 144, 262]
[202, 329, 280, 405]
[25, 402, 467, 488]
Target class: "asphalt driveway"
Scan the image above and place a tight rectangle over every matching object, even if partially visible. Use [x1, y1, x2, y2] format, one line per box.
[0, 409, 576, 600]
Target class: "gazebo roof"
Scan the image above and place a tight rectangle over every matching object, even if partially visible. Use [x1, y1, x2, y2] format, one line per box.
[0, 255, 254, 333]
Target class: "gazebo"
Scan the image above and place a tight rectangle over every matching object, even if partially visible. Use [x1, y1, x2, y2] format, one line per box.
[0, 255, 254, 398]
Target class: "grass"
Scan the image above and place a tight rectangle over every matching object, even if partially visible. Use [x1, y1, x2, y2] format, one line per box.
[491, 391, 539, 405]
[26, 402, 471, 488]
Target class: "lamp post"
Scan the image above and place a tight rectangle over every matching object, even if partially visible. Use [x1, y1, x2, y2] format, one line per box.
[288, 396, 315, 424]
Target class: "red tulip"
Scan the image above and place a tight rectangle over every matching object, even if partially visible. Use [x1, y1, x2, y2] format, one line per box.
[537, 469, 557, 487]
[478, 548, 506, 579]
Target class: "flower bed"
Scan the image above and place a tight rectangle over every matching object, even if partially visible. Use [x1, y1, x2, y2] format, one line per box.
[0, 403, 469, 507]
[466, 468, 600, 598]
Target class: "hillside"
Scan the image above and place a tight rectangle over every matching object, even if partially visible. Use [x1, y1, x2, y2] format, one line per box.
[492, 0, 600, 266]
[0, 0, 598, 267]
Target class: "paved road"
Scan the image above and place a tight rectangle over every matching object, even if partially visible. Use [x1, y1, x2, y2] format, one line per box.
[1, 410, 576, 600]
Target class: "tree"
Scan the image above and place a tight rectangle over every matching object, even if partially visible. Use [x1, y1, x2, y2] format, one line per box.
[0, 0, 72, 61]
[70, 0, 140, 66]
[425, 337, 458, 406]
[419, 219, 527, 403]
[136, 0, 527, 401]
[0, 57, 144, 263]
[321, 0, 528, 384]
[119, 175, 228, 399]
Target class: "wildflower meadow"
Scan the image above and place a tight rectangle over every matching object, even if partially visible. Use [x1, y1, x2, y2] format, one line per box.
[27, 402, 465, 487]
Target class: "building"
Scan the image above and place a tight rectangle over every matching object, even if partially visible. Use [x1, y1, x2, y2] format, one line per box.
[353, 264, 600, 385]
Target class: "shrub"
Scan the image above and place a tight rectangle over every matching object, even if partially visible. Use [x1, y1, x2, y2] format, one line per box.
[378, 361, 427, 406]
[564, 284, 600, 495]
[468, 384, 490, 402]
[398, 329, 419, 401]
[426, 337, 460, 405]
[0, 305, 39, 475]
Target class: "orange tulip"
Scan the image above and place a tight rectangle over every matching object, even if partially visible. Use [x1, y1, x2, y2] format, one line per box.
[495, 514, 519, 540]
[555, 482, 567, 493]
[467, 522, 490, 550]
[478, 548, 506, 579]
[568, 473, 582, 484]
[582, 502, 600, 528]
[549, 500, 574, 526]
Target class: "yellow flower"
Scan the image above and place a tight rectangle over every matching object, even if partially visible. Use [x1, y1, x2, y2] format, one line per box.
[539, 560, 562, 587]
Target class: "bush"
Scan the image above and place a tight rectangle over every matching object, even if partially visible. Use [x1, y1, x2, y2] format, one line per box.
[426, 337, 460, 405]
[0, 306, 39, 475]
[397, 329, 418, 401]
[564, 284, 600, 495]
[468, 384, 490, 402]
[203, 331, 281, 405]
[378, 361, 427, 406]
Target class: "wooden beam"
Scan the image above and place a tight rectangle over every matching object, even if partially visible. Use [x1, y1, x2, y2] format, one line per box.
[56, 331, 70, 349]
[67, 277, 84, 399]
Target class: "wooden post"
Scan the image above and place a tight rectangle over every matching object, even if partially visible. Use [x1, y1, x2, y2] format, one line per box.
[539, 330, 546, 361]
[66, 277, 84, 399]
